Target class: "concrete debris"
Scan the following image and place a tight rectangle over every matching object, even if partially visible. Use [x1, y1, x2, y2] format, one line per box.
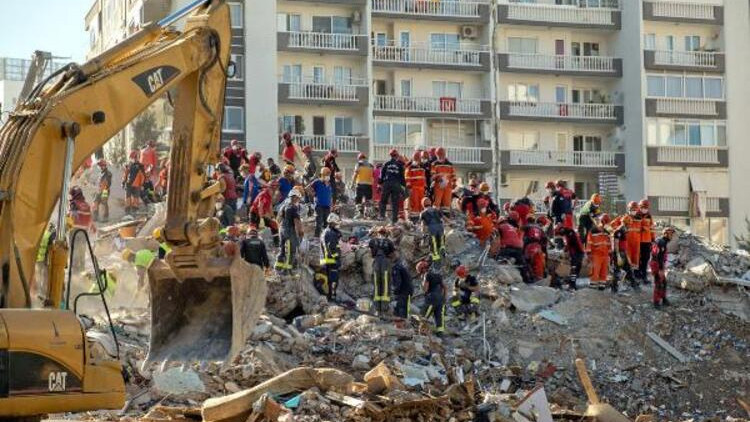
[152, 368, 206, 396]
[510, 285, 561, 313]
[646, 332, 688, 363]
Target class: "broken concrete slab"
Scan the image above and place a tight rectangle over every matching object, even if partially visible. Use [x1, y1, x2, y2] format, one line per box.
[647, 332, 688, 363]
[707, 287, 750, 322]
[510, 285, 561, 313]
[152, 367, 206, 396]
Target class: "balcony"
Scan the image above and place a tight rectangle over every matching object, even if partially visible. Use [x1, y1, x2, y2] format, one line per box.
[286, 134, 368, 154]
[371, 0, 491, 23]
[372, 44, 491, 71]
[278, 80, 369, 107]
[373, 95, 493, 119]
[501, 150, 625, 172]
[647, 146, 728, 168]
[373, 144, 492, 166]
[645, 98, 727, 119]
[277, 32, 368, 56]
[644, 50, 724, 73]
[497, 53, 622, 77]
[650, 195, 728, 217]
[643, 1, 723, 25]
[497, 1, 621, 30]
[285, 0, 365, 4]
[499, 101, 623, 125]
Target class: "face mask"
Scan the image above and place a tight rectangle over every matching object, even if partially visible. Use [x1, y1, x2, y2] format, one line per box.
[641, 208, 649, 214]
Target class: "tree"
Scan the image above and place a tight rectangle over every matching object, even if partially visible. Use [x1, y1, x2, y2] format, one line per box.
[132, 109, 158, 148]
[735, 216, 750, 253]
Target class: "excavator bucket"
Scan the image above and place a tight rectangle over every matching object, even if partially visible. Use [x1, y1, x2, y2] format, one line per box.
[145, 257, 267, 363]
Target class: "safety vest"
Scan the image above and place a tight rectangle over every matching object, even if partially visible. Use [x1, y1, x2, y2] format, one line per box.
[354, 162, 374, 185]
[320, 243, 339, 265]
[589, 232, 611, 255]
[160, 242, 172, 255]
[431, 160, 455, 187]
[626, 215, 642, 236]
[641, 215, 654, 243]
[405, 165, 426, 188]
[89, 272, 118, 298]
[36, 230, 53, 263]
[134, 249, 156, 269]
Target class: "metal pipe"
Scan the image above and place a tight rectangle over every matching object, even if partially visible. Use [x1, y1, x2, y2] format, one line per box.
[56, 135, 75, 232]
[158, 0, 213, 27]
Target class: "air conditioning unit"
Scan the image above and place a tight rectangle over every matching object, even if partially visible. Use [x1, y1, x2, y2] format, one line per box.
[461, 26, 478, 39]
[352, 10, 362, 23]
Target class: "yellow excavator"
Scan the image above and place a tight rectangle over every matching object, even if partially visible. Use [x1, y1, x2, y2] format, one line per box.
[0, 0, 266, 418]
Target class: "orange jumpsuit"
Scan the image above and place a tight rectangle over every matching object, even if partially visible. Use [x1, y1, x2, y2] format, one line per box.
[405, 163, 427, 217]
[624, 215, 642, 267]
[639, 214, 655, 276]
[588, 230, 611, 285]
[468, 212, 495, 246]
[431, 159, 455, 209]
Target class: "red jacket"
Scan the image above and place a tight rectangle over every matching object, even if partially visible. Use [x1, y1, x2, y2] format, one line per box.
[70, 199, 92, 228]
[221, 173, 238, 201]
[251, 188, 273, 216]
[498, 222, 523, 249]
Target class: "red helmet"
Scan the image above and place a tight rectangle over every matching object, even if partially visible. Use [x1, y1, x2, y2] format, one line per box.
[358, 152, 366, 160]
[628, 201, 638, 210]
[508, 211, 520, 222]
[421, 197, 432, 207]
[389, 148, 399, 157]
[537, 216, 549, 227]
[436, 147, 446, 159]
[97, 159, 108, 167]
[545, 180, 556, 190]
[416, 260, 430, 274]
[302, 145, 312, 154]
[600, 213, 611, 225]
[502, 202, 511, 212]
[455, 265, 468, 278]
[227, 226, 240, 237]
[412, 151, 421, 162]
[129, 150, 139, 160]
[639, 199, 650, 209]
[69, 186, 83, 199]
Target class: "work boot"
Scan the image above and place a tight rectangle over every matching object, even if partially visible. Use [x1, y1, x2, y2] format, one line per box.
[661, 297, 671, 307]
[653, 302, 661, 309]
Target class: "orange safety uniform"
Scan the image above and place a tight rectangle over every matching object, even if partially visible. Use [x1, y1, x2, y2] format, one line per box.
[588, 230, 611, 284]
[405, 163, 427, 216]
[431, 159, 455, 209]
[468, 212, 495, 246]
[624, 214, 642, 267]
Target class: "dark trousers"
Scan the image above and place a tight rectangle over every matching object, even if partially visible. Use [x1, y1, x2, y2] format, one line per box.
[394, 294, 411, 319]
[638, 243, 651, 281]
[315, 206, 331, 237]
[380, 181, 402, 223]
[498, 247, 530, 283]
[250, 213, 279, 246]
[614, 250, 637, 290]
[324, 263, 339, 300]
[578, 214, 594, 245]
[651, 262, 667, 304]
[373, 254, 391, 313]
[422, 293, 445, 333]
[275, 232, 298, 271]
[428, 228, 445, 262]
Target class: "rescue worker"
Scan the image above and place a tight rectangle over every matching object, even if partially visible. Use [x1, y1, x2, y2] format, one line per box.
[278, 164, 296, 204]
[651, 227, 675, 308]
[140, 140, 158, 183]
[275, 189, 304, 273]
[333, 172, 348, 204]
[223, 140, 248, 178]
[302, 145, 316, 183]
[430, 147, 455, 214]
[93, 159, 112, 222]
[495, 216, 531, 283]
[68, 186, 93, 230]
[459, 183, 480, 217]
[87, 268, 118, 300]
[322, 149, 340, 204]
[466, 198, 495, 247]
[523, 216, 546, 281]
[280, 132, 297, 164]
[267, 157, 281, 177]
[477, 182, 499, 216]
[578, 193, 603, 246]
[34, 223, 57, 301]
[153, 227, 172, 259]
[451, 265, 479, 320]
[214, 195, 235, 227]
[546, 180, 575, 229]
[247, 151, 262, 175]
[611, 216, 638, 292]
[351, 153, 374, 218]
[392, 253, 413, 320]
[368, 226, 395, 315]
[320, 213, 343, 301]
[420, 197, 446, 263]
[418, 260, 446, 336]
[623, 201, 642, 280]
[379, 148, 406, 223]
[240, 227, 270, 272]
[638, 199, 654, 285]
[123, 150, 146, 213]
[513, 196, 534, 227]
[552, 224, 584, 290]
[122, 247, 155, 302]
[157, 159, 169, 197]
[250, 184, 280, 247]
[307, 167, 333, 237]
[405, 151, 427, 219]
[420, 150, 433, 198]
[587, 214, 612, 288]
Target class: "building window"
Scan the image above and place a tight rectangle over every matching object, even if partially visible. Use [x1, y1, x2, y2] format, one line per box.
[334, 117, 353, 136]
[430, 33, 460, 50]
[508, 37, 537, 54]
[312, 16, 352, 34]
[646, 119, 726, 147]
[647, 74, 724, 100]
[373, 121, 422, 145]
[229, 54, 243, 80]
[277, 13, 300, 32]
[507, 132, 539, 150]
[223, 106, 244, 132]
[508, 83, 539, 102]
[432, 81, 462, 98]
[229, 3, 243, 28]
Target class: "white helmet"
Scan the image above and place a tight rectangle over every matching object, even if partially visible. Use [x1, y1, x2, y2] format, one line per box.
[288, 189, 302, 199]
[327, 213, 342, 225]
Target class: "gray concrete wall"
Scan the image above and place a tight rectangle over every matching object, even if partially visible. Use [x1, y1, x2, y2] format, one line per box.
[246, 0, 278, 160]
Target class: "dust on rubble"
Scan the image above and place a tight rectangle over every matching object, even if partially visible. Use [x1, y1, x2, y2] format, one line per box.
[69, 217, 749, 422]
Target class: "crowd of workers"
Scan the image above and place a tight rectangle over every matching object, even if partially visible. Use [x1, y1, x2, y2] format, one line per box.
[51, 136, 678, 336]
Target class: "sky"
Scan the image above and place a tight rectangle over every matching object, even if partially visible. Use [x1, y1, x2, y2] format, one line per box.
[0, 0, 92, 62]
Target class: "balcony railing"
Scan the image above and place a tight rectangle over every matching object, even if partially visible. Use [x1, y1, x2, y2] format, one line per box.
[372, 44, 487, 67]
[658, 196, 721, 213]
[288, 134, 361, 153]
[651, 50, 718, 68]
[373, 144, 489, 164]
[656, 146, 721, 164]
[374, 95, 484, 114]
[287, 82, 363, 101]
[650, 1, 716, 20]
[505, 53, 618, 73]
[505, 101, 618, 120]
[654, 98, 720, 117]
[508, 150, 618, 168]
[502, 1, 619, 26]
[372, 0, 486, 18]
[286, 31, 363, 51]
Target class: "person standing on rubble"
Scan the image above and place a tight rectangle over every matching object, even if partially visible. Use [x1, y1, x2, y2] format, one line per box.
[623, 201, 642, 281]
[278, 164, 296, 204]
[223, 139, 248, 179]
[379, 148, 406, 224]
[522, 216, 546, 281]
[466, 198, 495, 247]
[307, 167, 333, 237]
[369, 226, 395, 315]
[123, 150, 146, 214]
[219, 164, 239, 210]
[578, 193, 603, 246]
[323, 149, 340, 205]
[391, 252, 413, 321]
[651, 227, 674, 308]
[587, 214, 612, 288]
[350, 153, 374, 218]
[638, 199, 654, 285]
[275, 189, 304, 274]
[552, 224, 584, 290]
[93, 159, 112, 222]
[611, 216, 638, 292]
[451, 265, 479, 321]
[405, 151, 427, 220]
[250, 182, 279, 247]
[495, 216, 530, 284]
[430, 147, 456, 215]
[240, 227, 270, 273]
[417, 260, 446, 336]
[545, 180, 575, 229]
[420, 197, 446, 263]
[320, 213, 343, 301]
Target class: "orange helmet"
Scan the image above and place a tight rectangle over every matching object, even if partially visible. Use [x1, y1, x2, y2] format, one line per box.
[600, 213, 611, 225]
[455, 265, 468, 278]
[436, 147, 446, 159]
[421, 197, 432, 207]
[302, 145, 312, 154]
[479, 182, 490, 193]
[628, 201, 638, 211]
[591, 193, 602, 205]
[639, 199, 650, 209]
[416, 260, 430, 274]
[227, 226, 240, 237]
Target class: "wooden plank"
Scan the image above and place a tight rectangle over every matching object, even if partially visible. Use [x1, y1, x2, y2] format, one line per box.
[574, 358, 600, 404]
[646, 332, 688, 363]
[718, 277, 750, 288]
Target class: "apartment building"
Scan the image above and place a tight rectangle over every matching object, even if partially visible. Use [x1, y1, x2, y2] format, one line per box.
[0, 57, 67, 118]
